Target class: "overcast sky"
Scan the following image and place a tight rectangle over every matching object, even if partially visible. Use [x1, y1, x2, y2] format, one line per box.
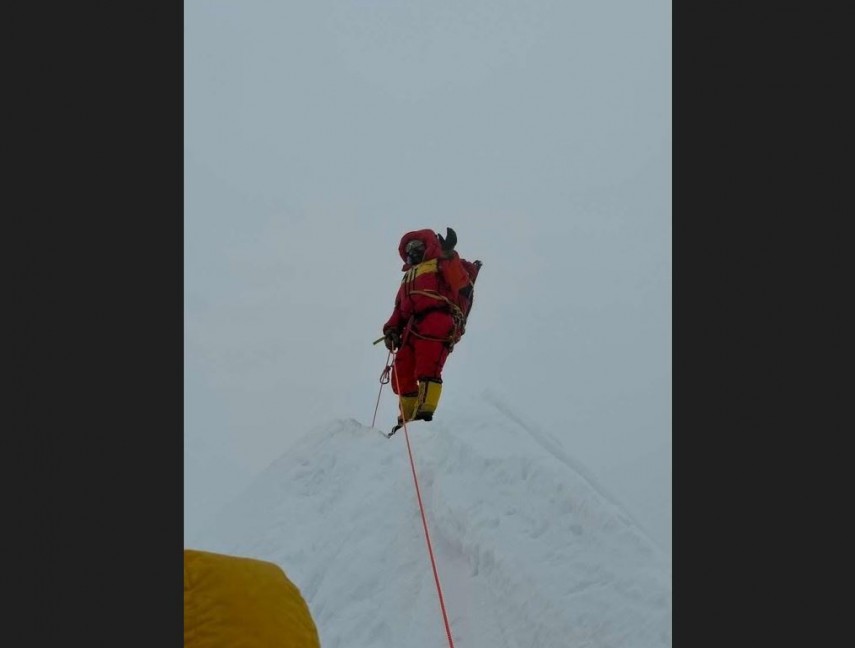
[184, 0, 671, 546]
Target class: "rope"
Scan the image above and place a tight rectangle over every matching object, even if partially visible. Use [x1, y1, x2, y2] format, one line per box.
[392, 354, 456, 648]
[371, 351, 392, 428]
[404, 290, 466, 346]
[407, 289, 464, 321]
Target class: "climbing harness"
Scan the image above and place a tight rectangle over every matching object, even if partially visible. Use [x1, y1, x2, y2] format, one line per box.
[404, 290, 467, 346]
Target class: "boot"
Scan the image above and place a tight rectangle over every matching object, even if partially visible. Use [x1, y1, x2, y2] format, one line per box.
[397, 393, 418, 425]
[413, 379, 442, 422]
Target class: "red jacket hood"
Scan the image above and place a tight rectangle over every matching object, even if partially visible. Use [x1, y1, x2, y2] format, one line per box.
[398, 229, 441, 269]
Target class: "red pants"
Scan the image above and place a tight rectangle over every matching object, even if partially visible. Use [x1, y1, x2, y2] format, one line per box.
[391, 312, 453, 395]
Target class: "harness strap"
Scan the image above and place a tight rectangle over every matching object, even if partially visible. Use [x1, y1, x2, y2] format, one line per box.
[406, 290, 466, 345]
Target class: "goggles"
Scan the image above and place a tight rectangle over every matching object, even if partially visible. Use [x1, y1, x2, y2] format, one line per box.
[405, 240, 425, 264]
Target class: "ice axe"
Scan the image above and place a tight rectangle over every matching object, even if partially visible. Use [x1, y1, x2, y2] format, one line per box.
[437, 227, 457, 253]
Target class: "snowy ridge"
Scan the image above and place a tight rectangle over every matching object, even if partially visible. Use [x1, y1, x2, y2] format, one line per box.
[198, 399, 671, 648]
[479, 388, 663, 552]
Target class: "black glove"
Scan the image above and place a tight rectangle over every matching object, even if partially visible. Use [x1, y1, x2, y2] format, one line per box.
[437, 227, 457, 253]
[474, 260, 483, 269]
[384, 330, 401, 351]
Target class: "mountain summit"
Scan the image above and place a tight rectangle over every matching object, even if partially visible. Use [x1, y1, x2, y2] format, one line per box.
[198, 397, 671, 648]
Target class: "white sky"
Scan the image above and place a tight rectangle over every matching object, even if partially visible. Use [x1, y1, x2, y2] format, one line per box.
[197, 416, 672, 647]
[184, 0, 671, 548]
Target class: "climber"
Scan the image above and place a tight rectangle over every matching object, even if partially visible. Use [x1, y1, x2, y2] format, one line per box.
[381, 227, 482, 435]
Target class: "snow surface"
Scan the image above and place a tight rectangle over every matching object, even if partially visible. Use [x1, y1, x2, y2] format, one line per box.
[197, 393, 671, 648]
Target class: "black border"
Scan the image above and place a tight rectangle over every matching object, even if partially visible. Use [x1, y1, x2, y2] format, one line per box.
[675, 5, 848, 646]
[13, 2, 183, 644]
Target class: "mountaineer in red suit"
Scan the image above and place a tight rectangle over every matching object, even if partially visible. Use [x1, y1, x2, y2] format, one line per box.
[382, 227, 482, 434]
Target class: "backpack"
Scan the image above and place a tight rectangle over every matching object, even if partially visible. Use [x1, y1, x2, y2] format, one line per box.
[439, 254, 481, 343]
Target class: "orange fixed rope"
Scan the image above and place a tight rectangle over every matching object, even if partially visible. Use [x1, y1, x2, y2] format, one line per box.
[392, 354, 456, 648]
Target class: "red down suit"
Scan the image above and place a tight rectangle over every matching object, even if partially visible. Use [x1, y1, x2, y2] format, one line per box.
[382, 229, 480, 418]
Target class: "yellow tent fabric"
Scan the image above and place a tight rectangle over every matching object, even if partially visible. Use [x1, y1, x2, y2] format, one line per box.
[184, 549, 321, 648]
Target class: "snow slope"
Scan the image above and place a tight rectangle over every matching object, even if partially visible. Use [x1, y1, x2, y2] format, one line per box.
[197, 393, 671, 648]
